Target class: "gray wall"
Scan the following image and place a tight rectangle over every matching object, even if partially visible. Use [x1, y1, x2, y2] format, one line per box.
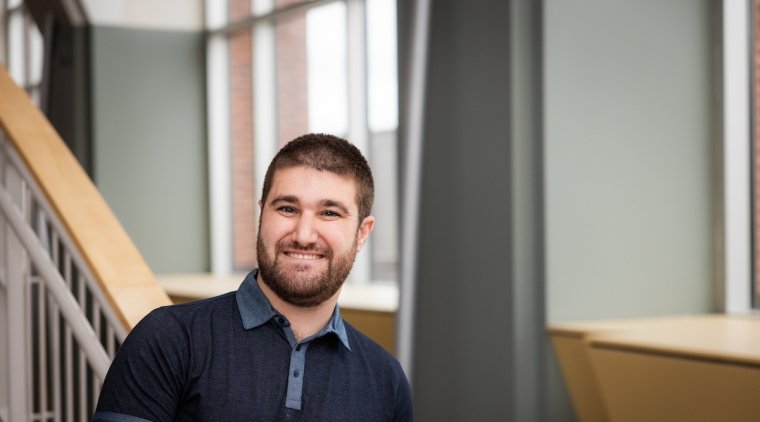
[91, 26, 209, 273]
[407, 0, 536, 420]
[544, 0, 715, 322]
[406, 0, 716, 420]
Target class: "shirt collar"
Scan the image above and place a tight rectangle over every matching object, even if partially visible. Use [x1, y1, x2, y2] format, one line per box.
[236, 269, 350, 350]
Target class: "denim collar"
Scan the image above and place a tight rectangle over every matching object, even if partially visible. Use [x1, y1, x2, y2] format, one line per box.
[236, 269, 350, 350]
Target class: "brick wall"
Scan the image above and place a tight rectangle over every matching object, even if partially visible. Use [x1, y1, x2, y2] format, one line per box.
[229, 0, 257, 270]
[275, 0, 309, 147]
[227, 0, 310, 270]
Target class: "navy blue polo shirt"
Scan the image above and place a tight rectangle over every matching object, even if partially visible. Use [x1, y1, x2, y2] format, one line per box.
[93, 270, 413, 421]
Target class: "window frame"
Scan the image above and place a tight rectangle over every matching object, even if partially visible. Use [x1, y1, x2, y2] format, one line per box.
[205, 0, 398, 284]
[723, 0, 754, 313]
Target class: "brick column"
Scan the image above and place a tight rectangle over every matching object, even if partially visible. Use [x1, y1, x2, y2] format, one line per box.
[229, 0, 257, 270]
[275, 0, 309, 146]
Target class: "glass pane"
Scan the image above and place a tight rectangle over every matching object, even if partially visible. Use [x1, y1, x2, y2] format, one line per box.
[8, 11, 25, 85]
[273, 1, 348, 145]
[366, 0, 398, 132]
[366, 0, 398, 281]
[253, 0, 274, 16]
[305, 2, 348, 136]
[206, 0, 229, 29]
[28, 18, 44, 86]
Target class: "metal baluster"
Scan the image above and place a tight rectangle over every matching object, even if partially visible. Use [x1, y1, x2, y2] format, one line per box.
[64, 250, 73, 422]
[37, 208, 50, 257]
[106, 325, 115, 358]
[6, 159, 30, 421]
[51, 231, 59, 274]
[22, 182, 35, 422]
[50, 292, 61, 422]
[92, 302, 102, 411]
[92, 302, 101, 349]
[50, 230, 64, 421]
[24, 268, 34, 422]
[77, 274, 87, 421]
[38, 277, 49, 421]
[64, 323, 73, 422]
[63, 249, 72, 289]
[92, 372, 101, 419]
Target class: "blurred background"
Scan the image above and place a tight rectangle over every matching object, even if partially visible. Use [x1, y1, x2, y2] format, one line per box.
[1, 0, 758, 420]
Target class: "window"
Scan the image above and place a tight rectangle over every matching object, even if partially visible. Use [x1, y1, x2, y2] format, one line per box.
[206, 0, 399, 284]
[2, 0, 44, 103]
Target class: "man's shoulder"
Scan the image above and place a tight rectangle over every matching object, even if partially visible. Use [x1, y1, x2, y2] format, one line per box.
[152, 290, 236, 316]
[342, 321, 404, 372]
[341, 320, 413, 418]
[134, 291, 238, 336]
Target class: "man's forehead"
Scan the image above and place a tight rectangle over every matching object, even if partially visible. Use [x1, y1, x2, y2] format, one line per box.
[271, 165, 356, 183]
[268, 166, 359, 204]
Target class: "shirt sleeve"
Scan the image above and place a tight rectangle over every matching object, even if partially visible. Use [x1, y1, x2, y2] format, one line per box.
[91, 410, 152, 422]
[95, 307, 190, 422]
[393, 364, 414, 421]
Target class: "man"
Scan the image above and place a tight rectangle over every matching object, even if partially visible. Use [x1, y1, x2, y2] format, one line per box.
[93, 134, 413, 421]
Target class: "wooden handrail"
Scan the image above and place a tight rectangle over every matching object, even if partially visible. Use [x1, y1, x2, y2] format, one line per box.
[0, 64, 171, 331]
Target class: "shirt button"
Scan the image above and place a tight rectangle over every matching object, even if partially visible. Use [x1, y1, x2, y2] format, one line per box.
[293, 369, 300, 378]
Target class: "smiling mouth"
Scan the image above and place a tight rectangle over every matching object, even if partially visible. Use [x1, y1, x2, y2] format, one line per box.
[283, 251, 324, 260]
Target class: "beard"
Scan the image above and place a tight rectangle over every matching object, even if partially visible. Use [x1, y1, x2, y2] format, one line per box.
[256, 235, 358, 307]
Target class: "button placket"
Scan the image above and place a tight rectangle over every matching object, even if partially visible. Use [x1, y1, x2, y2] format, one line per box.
[284, 341, 309, 410]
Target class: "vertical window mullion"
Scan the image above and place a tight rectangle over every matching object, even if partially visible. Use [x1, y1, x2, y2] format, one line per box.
[723, 0, 752, 313]
[345, 0, 371, 283]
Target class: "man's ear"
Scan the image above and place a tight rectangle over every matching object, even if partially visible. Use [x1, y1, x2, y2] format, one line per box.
[356, 216, 375, 252]
[258, 199, 263, 210]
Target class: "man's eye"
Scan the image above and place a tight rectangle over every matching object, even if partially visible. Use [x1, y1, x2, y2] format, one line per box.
[321, 210, 340, 218]
[278, 206, 297, 214]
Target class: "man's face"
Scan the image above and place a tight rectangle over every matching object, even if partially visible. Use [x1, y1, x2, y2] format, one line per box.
[256, 166, 374, 307]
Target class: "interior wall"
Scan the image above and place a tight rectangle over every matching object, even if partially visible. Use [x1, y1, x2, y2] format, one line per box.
[405, 0, 717, 420]
[408, 0, 516, 420]
[544, 0, 715, 323]
[91, 26, 208, 273]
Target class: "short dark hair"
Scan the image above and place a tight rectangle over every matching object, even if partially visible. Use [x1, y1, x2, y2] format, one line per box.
[261, 133, 375, 221]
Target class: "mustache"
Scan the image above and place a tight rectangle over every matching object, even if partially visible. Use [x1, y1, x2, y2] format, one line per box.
[276, 241, 332, 257]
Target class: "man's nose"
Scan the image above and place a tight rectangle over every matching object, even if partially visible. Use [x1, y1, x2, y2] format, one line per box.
[293, 214, 318, 245]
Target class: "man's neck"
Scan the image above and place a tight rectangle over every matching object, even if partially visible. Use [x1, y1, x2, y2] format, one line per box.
[255, 278, 340, 342]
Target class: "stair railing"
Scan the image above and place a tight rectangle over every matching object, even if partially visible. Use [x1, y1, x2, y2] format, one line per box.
[0, 64, 171, 422]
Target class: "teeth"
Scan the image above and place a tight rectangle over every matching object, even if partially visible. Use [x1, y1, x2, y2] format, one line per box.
[289, 253, 321, 260]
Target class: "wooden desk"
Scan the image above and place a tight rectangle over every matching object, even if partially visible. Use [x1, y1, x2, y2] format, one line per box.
[548, 314, 760, 422]
[157, 273, 398, 354]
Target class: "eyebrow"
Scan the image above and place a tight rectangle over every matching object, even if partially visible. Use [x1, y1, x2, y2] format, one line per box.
[269, 195, 299, 206]
[322, 199, 351, 215]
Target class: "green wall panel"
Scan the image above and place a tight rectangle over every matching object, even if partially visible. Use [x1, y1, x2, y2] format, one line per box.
[92, 26, 209, 273]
